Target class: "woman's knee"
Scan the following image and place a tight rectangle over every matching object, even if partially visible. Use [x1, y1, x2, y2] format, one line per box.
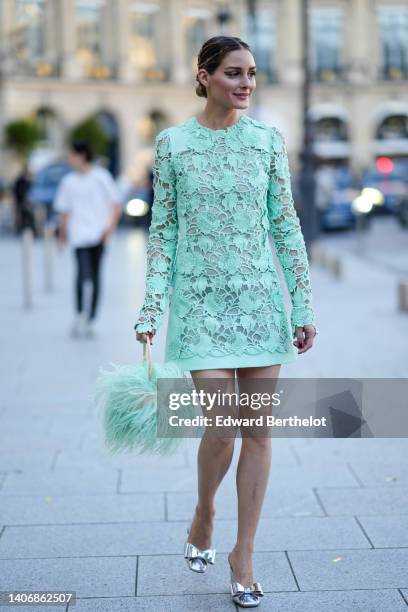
[203, 432, 236, 452]
[240, 434, 271, 451]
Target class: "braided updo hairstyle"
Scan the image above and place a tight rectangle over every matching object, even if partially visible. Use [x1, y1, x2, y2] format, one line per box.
[195, 36, 252, 98]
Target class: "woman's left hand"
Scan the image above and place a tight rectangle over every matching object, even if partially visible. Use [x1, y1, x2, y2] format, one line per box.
[293, 324, 317, 354]
[101, 227, 112, 243]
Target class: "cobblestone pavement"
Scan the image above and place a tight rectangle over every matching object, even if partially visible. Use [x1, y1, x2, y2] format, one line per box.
[0, 227, 407, 611]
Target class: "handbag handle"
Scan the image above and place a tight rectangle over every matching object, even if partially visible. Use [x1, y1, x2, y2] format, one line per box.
[142, 334, 154, 381]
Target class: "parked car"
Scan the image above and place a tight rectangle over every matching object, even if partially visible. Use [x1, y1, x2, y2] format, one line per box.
[317, 165, 361, 231]
[121, 186, 152, 228]
[398, 196, 408, 227]
[121, 169, 153, 229]
[28, 160, 72, 232]
[360, 158, 408, 217]
[392, 159, 408, 228]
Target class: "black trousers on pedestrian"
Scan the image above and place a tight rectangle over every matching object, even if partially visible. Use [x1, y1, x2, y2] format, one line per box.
[73, 240, 105, 320]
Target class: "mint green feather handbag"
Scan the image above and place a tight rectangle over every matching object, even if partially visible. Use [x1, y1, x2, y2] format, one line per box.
[93, 336, 193, 455]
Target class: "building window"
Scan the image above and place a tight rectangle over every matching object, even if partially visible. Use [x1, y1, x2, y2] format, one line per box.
[314, 117, 348, 142]
[377, 115, 408, 140]
[242, 5, 277, 83]
[8, 0, 60, 77]
[378, 5, 408, 80]
[128, 1, 167, 81]
[309, 7, 344, 82]
[183, 5, 213, 77]
[74, 0, 115, 79]
[35, 107, 65, 149]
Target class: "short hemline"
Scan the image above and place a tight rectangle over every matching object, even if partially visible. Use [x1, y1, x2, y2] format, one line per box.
[167, 349, 298, 373]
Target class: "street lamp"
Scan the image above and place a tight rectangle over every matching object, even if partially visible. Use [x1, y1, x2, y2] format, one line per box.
[298, 0, 319, 252]
[245, 0, 262, 118]
[216, 1, 232, 34]
[246, 0, 258, 69]
[0, 44, 11, 172]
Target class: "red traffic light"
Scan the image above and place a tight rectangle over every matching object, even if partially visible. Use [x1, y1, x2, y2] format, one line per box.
[376, 157, 394, 174]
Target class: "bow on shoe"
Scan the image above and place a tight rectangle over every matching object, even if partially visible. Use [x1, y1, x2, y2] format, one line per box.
[184, 542, 216, 565]
[230, 581, 264, 597]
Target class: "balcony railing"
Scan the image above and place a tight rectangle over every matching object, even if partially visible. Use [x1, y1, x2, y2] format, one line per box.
[2, 55, 62, 79]
[380, 65, 408, 81]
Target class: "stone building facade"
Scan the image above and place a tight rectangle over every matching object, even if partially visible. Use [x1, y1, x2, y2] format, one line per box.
[0, 0, 407, 178]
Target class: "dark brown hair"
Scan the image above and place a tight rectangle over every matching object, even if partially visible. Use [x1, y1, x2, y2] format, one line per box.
[70, 140, 94, 162]
[195, 36, 252, 98]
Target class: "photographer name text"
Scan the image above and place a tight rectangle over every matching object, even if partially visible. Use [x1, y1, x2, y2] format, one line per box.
[167, 415, 327, 428]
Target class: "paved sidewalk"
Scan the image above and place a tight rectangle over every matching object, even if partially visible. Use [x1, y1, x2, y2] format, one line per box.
[0, 229, 407, 611]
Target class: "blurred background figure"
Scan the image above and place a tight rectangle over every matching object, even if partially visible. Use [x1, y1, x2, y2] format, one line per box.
[315, 165, 335, 214]
[12, 163, 35, 236]
[54, 140, 123, 339]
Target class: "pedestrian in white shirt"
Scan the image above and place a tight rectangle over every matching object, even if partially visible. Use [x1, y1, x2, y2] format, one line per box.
[54, 141, 123, 338]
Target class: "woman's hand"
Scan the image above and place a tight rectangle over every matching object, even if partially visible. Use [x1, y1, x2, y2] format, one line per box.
[293, 324, 317, 354]
[101, 226, 114, 244]
[135, 330, 154, 346]
[56, 235, 66, 252]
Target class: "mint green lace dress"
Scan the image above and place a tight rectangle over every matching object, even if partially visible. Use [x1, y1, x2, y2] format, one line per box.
[134, 114, 316, 371]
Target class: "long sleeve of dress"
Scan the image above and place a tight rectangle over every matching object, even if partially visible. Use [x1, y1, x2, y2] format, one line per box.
[267, 127, 316, 338]
[133, 129, 178, 335]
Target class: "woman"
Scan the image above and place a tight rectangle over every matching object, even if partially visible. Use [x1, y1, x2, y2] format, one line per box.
[135, 36, 317, 608]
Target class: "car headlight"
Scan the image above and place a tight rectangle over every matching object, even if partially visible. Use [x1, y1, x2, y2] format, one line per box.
[361, 187, 384, 205]
[125, 198, 149, 216]
[352, 195, 373, 214]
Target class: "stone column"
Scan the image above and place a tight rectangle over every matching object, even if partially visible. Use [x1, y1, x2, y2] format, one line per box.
[346, 0, 376, 84]
[345, 0, 377, 168]
[276, 0, 302, 86]
[100, 0, 116, 78]
[0, 0, 15, 41]
[156, 0, 170, 81]
[0, 0, 16, 171]
[169, 0, 188, 84]
[42, 0, 59, 75]
[60, 0, 81, 80]
[115, 0, 133, 82]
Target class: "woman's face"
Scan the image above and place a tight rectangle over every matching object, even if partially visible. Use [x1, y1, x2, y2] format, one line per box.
[199, 48, 257, 109]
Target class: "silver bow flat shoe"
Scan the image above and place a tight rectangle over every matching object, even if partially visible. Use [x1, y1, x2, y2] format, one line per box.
[184, 527, 216, 573]
[229, 560, 264, 608]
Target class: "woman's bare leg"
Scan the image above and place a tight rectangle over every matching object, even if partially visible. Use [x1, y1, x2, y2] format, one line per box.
[187, 368, 236, 550]
[228, 364, 281, 585]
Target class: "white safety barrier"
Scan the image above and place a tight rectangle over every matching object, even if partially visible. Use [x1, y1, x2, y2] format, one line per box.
[21, 226, 34, 309]
[43, 223, 54, 292]
[398, 280, 408, 313]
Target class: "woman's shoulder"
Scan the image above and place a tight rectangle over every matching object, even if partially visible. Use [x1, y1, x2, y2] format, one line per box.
[154, 122, 190, 147]
[157, 115, 282, 133]
[239, 116, 286, 153]
[155, 116, 284, 154]
[164, 115, 267, 131]
[155, 120, 196, 155]
[244, 116, 284, 140]
[243, 115, 268, 130]
[157, 118, 194, 134]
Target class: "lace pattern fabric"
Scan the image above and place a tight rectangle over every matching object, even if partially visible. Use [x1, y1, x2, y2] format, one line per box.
[134, 115, 316, 368]
[132, 129, 178, 335]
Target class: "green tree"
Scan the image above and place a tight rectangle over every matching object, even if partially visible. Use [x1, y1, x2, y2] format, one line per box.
[68, 117, 108, 158]
[4, 117, 42, 158]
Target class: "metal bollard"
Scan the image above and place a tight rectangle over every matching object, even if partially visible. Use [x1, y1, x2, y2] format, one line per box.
[322, 250, 333, 271]
[43, 223, 54, 292]
[22, 226, 34, 309]
[398, 280, 408, 313]
[328, 255, 342, 278]
[318, 249, 342, 278]
[310, 243, 324, 267]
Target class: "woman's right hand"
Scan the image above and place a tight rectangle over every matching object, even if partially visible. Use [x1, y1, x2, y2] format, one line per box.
[135, 330, 154, 346]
